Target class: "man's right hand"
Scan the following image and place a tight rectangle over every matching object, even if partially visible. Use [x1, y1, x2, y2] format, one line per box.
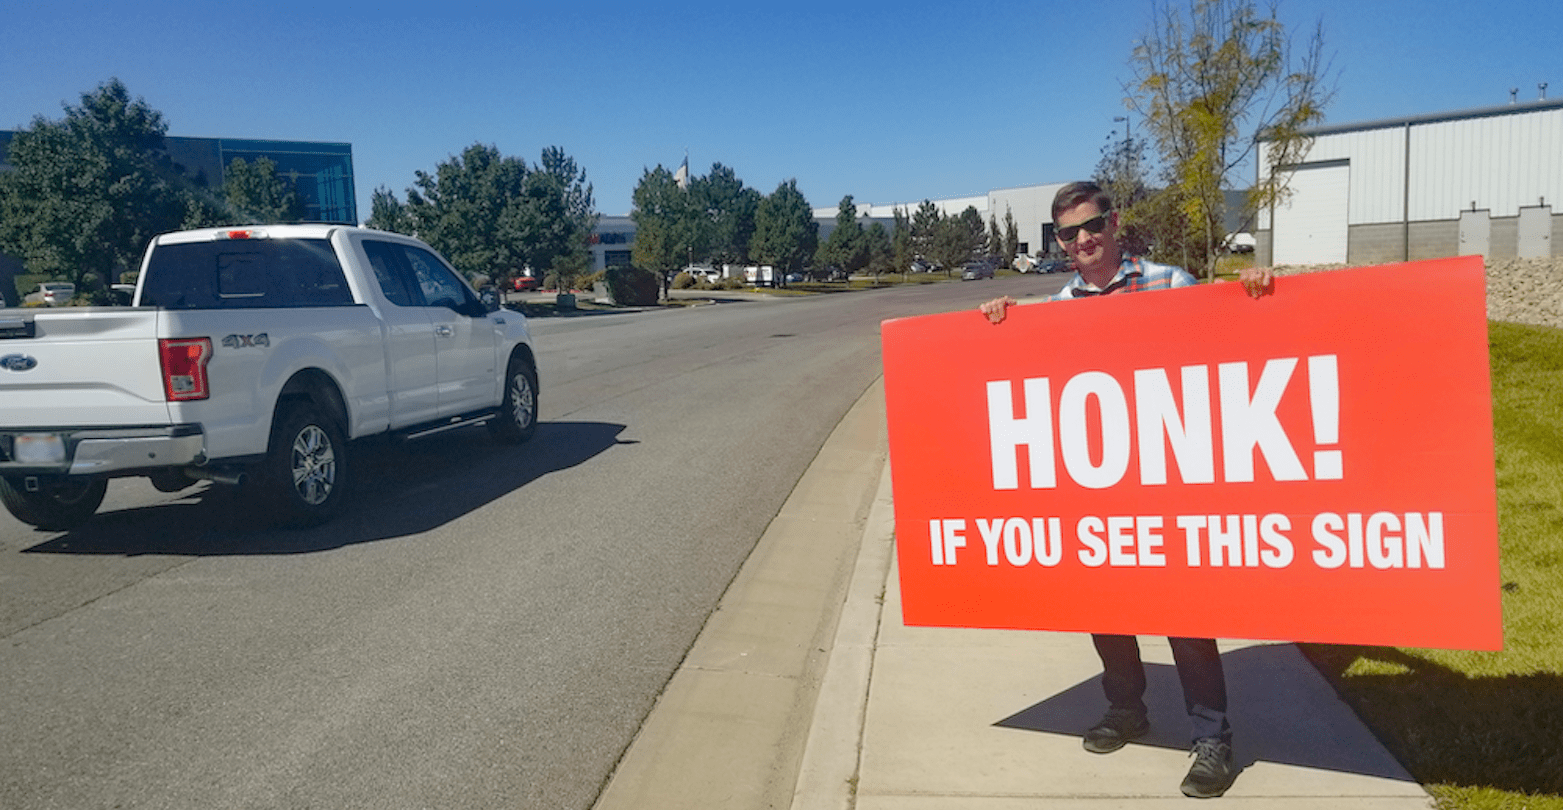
[980, 296, 1017, 324]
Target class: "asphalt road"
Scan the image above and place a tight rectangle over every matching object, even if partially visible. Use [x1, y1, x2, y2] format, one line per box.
[0, 274, 1067, 809]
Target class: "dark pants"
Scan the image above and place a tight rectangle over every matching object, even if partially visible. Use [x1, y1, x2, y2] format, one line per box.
[1091, 634, 1229, 743]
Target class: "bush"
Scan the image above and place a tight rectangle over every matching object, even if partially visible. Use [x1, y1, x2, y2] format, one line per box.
[672, 271, 696, 289]
[605, 265, 659, 306]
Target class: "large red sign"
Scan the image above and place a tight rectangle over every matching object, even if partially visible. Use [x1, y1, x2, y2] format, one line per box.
[881, 257, 1501, 650]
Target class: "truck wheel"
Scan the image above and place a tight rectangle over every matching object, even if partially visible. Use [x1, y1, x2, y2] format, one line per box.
[489, 356, 538, 444]
[0, 475, 108, 531]
[261, 401, 350, 527]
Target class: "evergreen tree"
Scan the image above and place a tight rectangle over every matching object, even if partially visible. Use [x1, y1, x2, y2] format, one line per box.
[816, 195, 867, 278]
[750, 180, 817, 287]
[0, 78, 185, 294]
[630, 165, 703, 296]
[691, 163, 760, 269]
[864, 221, 893, 281]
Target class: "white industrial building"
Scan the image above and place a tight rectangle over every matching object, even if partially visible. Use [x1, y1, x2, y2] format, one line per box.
[1258, 97, 1563, 266]
[812, 183, 1071, 258]
[620, 96, 1563, 275]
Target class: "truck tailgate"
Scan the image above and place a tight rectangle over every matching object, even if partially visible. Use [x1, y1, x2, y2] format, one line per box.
[0, 309, 172, 428]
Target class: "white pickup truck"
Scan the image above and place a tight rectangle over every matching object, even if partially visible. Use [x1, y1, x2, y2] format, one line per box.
[0, 224, 539, 530]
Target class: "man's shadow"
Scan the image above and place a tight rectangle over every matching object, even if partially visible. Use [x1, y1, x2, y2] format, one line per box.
[995, 643, 1414, 781]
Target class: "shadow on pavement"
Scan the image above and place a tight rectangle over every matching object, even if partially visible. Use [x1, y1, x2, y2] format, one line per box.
[23, 421, 631, 557]
[994, 643, 1415, 781]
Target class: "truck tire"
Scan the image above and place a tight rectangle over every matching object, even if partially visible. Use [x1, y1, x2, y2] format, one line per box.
[261, 401, 350, 528]
[489, 356, 539, 444]
[0, 475, 108, 531]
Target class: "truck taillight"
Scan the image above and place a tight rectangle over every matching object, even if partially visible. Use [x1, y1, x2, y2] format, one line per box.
[159, 338, 212, 401]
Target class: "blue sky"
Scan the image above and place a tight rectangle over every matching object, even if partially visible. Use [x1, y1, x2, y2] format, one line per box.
[2, 0, 1557, 218]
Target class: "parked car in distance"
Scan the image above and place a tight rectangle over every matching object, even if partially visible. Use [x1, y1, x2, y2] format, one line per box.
[960, 259, 996, 280]
[513, 275, 539, 291]
[1039, 258, 1071, 274]
[683, 266, 722, 284]
[1224, 232, 1256, 253]
[23, 282, 76, 306]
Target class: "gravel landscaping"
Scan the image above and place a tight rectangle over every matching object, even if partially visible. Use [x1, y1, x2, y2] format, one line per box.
[1271, 257, 1563, 330]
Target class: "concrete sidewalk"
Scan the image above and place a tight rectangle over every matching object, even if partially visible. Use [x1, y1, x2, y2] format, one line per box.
[595, 379, 1435, 808]
[792, 464, 1434, 808]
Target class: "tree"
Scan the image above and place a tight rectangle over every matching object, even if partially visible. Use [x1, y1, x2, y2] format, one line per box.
[1127, 0, 1332, 276]
[864, 221, 893, 281]
[223, 156, 303, 224]
[816, 195, 867, 279]
[630, 165, 704, 297]
[0, 78, 185, 295]
[367, 186, 415, 235]
[750, 180, 817, 287]
[909, 200, 942, 267]
[1093, 124, 1156, 257]
[691, 163, 760, 268]
[929, 205, 986, 274]
[368, 143, 530, 282]
[1002, 207, 1020, 265]
[526, 146, 599, 291]
[367, 143, 597, 291]
[891, 207, 914, 276]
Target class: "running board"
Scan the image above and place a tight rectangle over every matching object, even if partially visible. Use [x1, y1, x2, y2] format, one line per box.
[398, 411, 498, 441]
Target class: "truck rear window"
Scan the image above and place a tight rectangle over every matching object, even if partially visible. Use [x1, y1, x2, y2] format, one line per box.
[139, 239, 354, 309]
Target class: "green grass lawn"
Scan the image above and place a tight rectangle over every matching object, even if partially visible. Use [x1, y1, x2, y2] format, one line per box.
[1300, 320, 1563, 810]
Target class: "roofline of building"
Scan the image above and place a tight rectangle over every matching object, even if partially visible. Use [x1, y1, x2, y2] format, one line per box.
[1292, 97, 1563, 138]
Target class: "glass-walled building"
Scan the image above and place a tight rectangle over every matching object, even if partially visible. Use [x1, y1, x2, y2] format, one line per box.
[163, 137, 356, 223]
[0, 132, 356, 224]
[0, 132, 355, 304]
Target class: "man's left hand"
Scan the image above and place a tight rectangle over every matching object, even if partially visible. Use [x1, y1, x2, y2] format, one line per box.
[1239, 266, 1275, 298]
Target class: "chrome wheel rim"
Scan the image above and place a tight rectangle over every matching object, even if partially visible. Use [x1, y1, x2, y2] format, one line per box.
[509, 372, 536, 430]
[290, 424, 336, 505]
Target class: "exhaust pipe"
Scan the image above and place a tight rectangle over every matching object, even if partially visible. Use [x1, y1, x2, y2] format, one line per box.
[190, 468, 247, 486]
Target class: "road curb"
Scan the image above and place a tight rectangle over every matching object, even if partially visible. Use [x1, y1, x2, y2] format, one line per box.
[591, 377, 889, 810]
[788, 460, 895, 810]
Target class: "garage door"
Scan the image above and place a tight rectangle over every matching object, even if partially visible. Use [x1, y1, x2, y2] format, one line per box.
[1273, 162, 1349, 265]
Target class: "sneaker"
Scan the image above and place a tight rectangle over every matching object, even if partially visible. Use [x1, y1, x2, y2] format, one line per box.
[1180, 737, 1238, 798]
[1081, 707, 1150, 753]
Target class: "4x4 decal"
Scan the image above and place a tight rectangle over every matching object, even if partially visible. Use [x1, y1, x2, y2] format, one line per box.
[221, 334, 270, 349]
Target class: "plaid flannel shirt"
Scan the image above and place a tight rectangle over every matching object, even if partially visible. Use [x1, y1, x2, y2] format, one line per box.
[1046, 256, 1198, 301]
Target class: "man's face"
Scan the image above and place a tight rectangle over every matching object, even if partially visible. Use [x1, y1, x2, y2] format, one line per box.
[1055, 201, 1119, 277]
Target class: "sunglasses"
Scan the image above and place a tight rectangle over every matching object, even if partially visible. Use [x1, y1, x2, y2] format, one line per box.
[1056, 212, 1111, 243]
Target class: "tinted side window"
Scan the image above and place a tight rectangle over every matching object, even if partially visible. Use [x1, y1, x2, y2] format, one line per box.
[404, 246, 473, 310]
[361, 240, 417, 307]
[141, 239, 352, 309]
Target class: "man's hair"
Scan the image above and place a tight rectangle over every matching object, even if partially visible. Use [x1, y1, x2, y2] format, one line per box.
[1051, 181, 1113, 222]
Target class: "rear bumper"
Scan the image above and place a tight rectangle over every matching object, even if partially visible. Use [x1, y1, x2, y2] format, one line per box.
[0, 425, 206, 476]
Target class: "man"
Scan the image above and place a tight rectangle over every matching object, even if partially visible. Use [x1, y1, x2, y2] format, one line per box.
[979, 181, 1271, 799]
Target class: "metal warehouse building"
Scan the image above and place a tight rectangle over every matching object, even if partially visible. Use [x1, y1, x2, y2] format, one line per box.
[1258, 97, 1563, 266]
